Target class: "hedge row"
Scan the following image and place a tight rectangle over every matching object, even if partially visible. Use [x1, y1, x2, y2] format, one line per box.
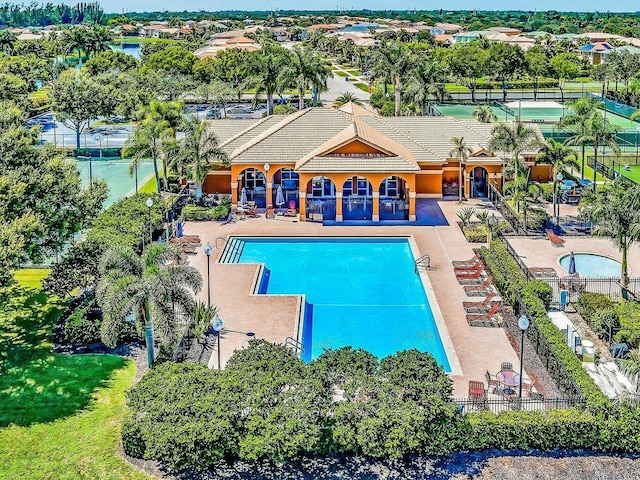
[476, 78, 559, 90]
[480, 240, 609, 409]
[181, 204, 229, 221]
[577, 293, 640, 348]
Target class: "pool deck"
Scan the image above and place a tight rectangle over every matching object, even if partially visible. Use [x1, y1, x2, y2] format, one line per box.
[184, 200, 532, 397]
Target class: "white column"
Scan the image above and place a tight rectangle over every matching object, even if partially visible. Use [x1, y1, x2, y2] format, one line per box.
[335, 191, 343, 222]
[372, 191, 380, 222]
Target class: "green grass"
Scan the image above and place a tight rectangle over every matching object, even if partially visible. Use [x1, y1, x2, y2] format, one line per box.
[0, 282, 149, 478]
[138, 174, 159, 194]
[445, 83, 470, 93]
[353, 82, 370, 92]
[14, 269, 50, 289]
[345, 69, 360, 76]
[333, 70, 347, 77]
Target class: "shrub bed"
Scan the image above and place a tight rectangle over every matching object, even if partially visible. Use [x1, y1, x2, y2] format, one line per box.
[122, 342, 460, 469]
[577, 293, 640, 348]
[181, 204, 229, 221]
[462, 223, 488, 243]
[480, 240, 608, 408]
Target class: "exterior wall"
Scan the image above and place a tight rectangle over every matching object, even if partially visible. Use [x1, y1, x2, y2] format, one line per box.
[203, 171, 232, 194]
[530, 164, 553, 183]
[415, 169, 443, 196]
[331, 141, 383, 155]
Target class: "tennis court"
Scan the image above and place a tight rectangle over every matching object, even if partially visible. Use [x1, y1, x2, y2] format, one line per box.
[435, 104, 505, 119]
[589, 154, 640, 184]
[74, 157, 154, 207]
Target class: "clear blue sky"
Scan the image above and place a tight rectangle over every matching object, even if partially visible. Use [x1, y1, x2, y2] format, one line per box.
[100, 1, 632, 14]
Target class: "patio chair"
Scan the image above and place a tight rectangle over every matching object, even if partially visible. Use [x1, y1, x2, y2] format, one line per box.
[463, 292, 499, 313]
[501, 362, 513, 372]
[284, 200, 297, 217]
[466, 304, 500, 325]
[545, 229, 564, 247]
[452, 253, 482, 268]
[454, 261, 485, 273]
[463, 276, 494, 296]
[456, 266, 485, 279]
[246, 204, 259, 218]
[485, 371, 500, 394]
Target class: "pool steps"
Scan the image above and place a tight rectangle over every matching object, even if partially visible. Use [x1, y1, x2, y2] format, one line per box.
[217, 237, 246, 263]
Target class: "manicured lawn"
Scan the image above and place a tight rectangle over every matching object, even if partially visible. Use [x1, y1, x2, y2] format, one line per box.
[445, 83, 470, 93]
[0, 284, 148, 478]
[14, 269, 50, 289]
[345, 69, 360, 76]
[138, 174, 159, 194]
[353, 82, 370, 92]
[333, 70, 347, 77]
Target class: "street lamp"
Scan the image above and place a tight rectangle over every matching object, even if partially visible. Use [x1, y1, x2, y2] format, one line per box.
[146, 197, 154, 244]
[204, 242, 212, 307]
[554, 172, 564, 223]
[211, 315, 255, 370]
[518, 314, 530, 399]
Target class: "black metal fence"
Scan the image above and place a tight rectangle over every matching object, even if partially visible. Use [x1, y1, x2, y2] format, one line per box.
[488, 184, 545, 235]
[543, 276, 640, 304]
[513, 292, 584, 398]
[453, 395, 585, 414]
[585, 156, 636, 187]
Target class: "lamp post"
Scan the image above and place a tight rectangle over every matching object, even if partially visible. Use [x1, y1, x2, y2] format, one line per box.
[264, 162, 271, 207]
[211, 315, 255, 370]
[518, 314, 530, 399]
[554, 172, 563, 222]
[146, 197, 153, 244]
[204, 242, 212, 307]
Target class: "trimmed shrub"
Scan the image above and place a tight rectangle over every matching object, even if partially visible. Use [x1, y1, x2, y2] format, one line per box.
[521, 280, 553, 310]
[463, 224, 488, 243]
[614, 301, 640, 348]
[181, 204, 229, 221]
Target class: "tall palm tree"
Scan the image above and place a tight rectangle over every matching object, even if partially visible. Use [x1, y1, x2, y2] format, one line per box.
[557, 97, 598, 179]
[535, 138, 579, 176]
[581, 182, 640, 287]
[97, 243, 202, 367]
[123, 119, 171, 193]
[372, 41, 415, 116]
[251, 46, 286, 115]
[332, 92, 363, 107]
[280, 46, 317, 111]
[450, 137, 468, 202]
[565, 111, 620, 191]
[406, 59, 448, 115]
[61, 27, 88, 66]
[85, 25, 113, 57]
[472, 105, 498, 123]
[309, 54, 333, 107]
[488, 122, 542, 180]
[172, 115, 229, 202]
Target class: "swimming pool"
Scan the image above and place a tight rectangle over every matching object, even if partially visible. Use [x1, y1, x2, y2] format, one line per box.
[559, 253, 621, 278]
[227, 237, 452, 370]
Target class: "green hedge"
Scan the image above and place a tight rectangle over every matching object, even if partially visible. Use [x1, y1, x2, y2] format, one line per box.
[122, 342, 459, 469]
[462, 224, 488, 243]
[480, 241, 609, 409]
[181, 204, 229, 221]
[63, 298, 138, 345]
[577, 294, 640, 348]
[476, 78, 559, 90]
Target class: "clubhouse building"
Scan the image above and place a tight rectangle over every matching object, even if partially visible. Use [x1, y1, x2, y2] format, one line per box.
[204, 103, 548, 222]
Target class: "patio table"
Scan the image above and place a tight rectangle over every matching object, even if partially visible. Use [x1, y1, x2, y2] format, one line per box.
[496, 370, 520, 396]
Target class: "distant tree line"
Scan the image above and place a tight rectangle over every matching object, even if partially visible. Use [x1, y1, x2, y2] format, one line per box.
[0, 2, 104, 27]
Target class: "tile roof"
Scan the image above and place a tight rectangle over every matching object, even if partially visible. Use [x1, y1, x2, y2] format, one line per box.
[206, 104, 536, 171]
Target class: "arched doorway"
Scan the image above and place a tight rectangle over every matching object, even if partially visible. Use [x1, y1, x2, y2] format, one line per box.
[342, 176, 373, 221]
[305, 176, 336, 221]
[379, 176, 408, 220]
[238, 168, 266, 207]
[470, 167, 489, 198]
[272, 168, 299, 210]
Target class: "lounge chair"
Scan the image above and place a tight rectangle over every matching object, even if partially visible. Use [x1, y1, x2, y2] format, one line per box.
[284, 200, 297, 217]
[466, 304, 501, 326]
[452, 253, 482, 268]
[545, 229, 564, 247]
[246, 205, 259, 218]
[463, 292, 499, 313]
[456, 266, 485, 279]
[463, 276, 494, 296]
[454, 261, 484, 273]
[457, 268, 488, 285]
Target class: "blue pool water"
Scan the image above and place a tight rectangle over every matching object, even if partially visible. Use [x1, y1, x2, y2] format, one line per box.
[235, 237, 450, 370]
[560, 253, 621, 278]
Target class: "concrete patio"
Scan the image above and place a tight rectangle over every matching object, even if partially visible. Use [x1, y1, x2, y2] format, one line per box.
[183, 199, 537, 397]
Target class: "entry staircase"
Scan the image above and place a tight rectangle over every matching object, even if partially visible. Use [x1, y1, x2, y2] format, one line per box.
[216, 237, 246, 263]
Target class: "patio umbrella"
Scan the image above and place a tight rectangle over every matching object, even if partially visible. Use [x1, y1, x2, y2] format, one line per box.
[568, 251, 576, 276]
[275, 185, 285, 211]
[240, 187, 247, 206]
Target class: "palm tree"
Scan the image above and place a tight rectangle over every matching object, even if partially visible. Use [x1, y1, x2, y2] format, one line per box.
[251, 46, 286, 115]
[372, 41, 415, 116]
[61, 27, 88, 66]
[123, 119, 171, 193]
[309, 54, 333, 107]
[581, 182, 640, 287]
[557, 97, 598, 179]
[536, 139, 579, 176]
[332, 92, 362, 107]
[97, 243, 203, 367]
[0, 30, 16, 54]
[565, 111, 620, 191]
[142, 100, 183, 189]
[405, 59, 448, 115]
[85, 26, 113, 57]
[472, 105, 498, 123]
[280, 46, 317, 111]
[450, 137, 468, 202]
[172, 115, 229, 202]
[488, 122, 542, 180]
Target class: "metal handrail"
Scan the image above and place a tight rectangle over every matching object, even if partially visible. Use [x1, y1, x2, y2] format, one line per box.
[414, 254, 431, 273]
[284, 336, 304, 355]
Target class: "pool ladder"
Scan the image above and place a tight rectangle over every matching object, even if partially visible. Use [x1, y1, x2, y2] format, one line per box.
[284, 336, 304, 356]
[414, 254, 431, 274]
[215, 236, 244, 263]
